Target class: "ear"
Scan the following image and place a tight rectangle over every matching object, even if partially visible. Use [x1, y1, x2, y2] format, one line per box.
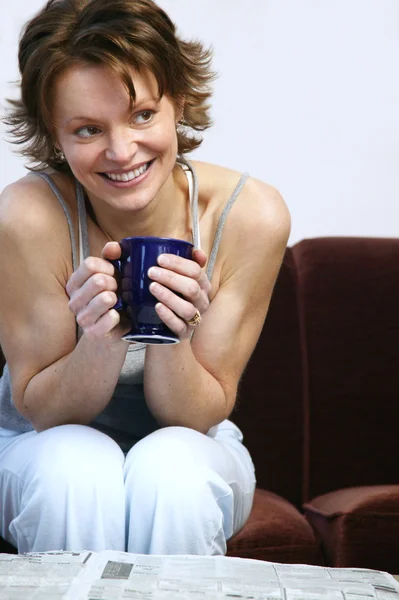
[52, 136, 63, 152]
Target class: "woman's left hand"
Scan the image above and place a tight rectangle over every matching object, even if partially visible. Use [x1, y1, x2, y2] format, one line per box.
[148, 248, 211, 341]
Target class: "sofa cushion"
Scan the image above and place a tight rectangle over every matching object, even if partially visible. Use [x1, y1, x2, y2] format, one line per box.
[232, 249, 305, 509]
[227, 488, 322, 564]
[293, 237, 399, 501]
[304, 485, 399, 572]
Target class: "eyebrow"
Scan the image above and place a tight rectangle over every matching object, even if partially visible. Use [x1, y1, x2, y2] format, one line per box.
[65, 116, 95, 125]
[64, 96, 159, 126]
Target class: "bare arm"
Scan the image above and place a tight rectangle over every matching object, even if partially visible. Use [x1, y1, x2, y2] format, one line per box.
[0, 179, 128, 432]
[143, 178, 291, 432]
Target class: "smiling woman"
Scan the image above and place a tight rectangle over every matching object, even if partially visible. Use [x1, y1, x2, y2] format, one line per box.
[52, 65, 180, 218]
[0, 0, 290, 556]
[5, 0, 213, 170]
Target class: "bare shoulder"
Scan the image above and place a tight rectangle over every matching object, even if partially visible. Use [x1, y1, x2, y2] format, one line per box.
[0, 171, 72, 230]
[237, 175, 291, 246]
[0, 172, 76, 279]
[193, 160, 291, 254]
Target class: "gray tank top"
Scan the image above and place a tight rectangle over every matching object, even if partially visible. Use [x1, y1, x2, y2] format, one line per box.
[0, 159, 249, 451]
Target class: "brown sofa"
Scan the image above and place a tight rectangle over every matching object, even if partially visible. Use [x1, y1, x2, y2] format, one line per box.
[1, 237, 399, 571]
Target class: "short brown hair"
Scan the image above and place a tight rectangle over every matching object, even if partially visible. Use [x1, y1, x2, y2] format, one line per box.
[4, 0, 216, 172]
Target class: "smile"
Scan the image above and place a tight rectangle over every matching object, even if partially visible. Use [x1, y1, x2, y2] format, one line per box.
[103, 160, 153, 182]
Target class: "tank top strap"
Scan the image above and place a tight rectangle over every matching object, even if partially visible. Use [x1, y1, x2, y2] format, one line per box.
[75, 180, 90, 263]
[206, 172, 249, 280]
[177, 156, 201, 250]
[34, 172, 80, 272]
[177, 158, 249, 281]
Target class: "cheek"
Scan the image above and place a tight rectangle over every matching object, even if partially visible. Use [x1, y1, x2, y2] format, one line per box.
[67, 145, 100, 169]
[150, 122, 178, 152]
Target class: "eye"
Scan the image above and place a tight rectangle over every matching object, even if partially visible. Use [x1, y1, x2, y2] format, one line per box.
[76, 126, 101, 138]
[134, 110, 154, 125]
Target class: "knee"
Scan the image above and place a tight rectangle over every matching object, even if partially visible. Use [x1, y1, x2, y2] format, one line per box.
[124, 427, 233, 554]
[125, 426, 201, 483]
[124, 427, 232, 511]
[26, 425, 124, 497]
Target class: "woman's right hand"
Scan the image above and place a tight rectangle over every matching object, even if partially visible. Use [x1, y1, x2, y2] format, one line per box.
[66, 241, 127, 341]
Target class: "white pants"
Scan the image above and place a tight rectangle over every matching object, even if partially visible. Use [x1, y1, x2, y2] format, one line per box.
[0, 420, 256, 554]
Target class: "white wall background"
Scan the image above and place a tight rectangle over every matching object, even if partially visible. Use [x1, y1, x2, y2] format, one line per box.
[1, 0, 398, 244]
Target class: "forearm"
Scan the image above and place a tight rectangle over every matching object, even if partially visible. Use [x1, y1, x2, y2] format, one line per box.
[144, 340, 232, 433]
[21, 335, 129, 431]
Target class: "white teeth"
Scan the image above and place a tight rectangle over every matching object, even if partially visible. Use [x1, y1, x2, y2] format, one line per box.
[106, 162, 150, 182]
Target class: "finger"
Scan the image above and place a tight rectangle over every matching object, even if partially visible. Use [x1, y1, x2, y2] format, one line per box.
[66, 256, 115, 297]
[196, 269, 212, 295]
[149, 263, 211, 301]
[68, 273, 118, 315]
[149, 282, 204, 322]
[148, 267, 204, 306]
[101, 241, 122, 260]
[156, 254, 203, 280]
[192, 248, 207, 268]
[83, 308, 122, 341]
[156, 253, 211, 295]
[75, 290, 118, 329]
[154, 302, 189, 339]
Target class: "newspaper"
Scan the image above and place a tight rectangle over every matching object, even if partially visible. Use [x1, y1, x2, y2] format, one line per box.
[0, 550, 398, 600]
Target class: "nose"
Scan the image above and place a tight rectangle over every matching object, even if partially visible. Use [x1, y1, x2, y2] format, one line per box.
[104, 130, 138, 163]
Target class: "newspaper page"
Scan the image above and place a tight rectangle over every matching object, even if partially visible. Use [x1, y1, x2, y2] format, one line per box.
[0, 551, 92, 599]
[1, 551, 399, 600]
[70, 552, 399, 600]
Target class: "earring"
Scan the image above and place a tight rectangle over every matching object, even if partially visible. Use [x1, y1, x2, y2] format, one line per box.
[54, 147, 66, 162]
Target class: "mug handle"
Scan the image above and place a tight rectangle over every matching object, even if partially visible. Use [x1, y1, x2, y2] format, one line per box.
[108, 258, 123, 312]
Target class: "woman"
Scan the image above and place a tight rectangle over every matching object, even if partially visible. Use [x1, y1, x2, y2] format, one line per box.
[0, 0, 290, 554]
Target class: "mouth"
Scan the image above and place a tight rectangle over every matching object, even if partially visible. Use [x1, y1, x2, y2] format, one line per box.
[100, 159, 155, 183]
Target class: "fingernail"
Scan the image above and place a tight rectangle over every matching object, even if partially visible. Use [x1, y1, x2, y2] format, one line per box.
[158, 254, 168, 266]
[148, 267, 160, 278]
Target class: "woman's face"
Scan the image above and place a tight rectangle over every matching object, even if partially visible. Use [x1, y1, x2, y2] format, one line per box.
[53, 63, 180, 213]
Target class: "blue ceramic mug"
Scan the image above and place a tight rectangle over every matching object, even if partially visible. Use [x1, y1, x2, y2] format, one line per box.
[112, 236, 194, 344]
